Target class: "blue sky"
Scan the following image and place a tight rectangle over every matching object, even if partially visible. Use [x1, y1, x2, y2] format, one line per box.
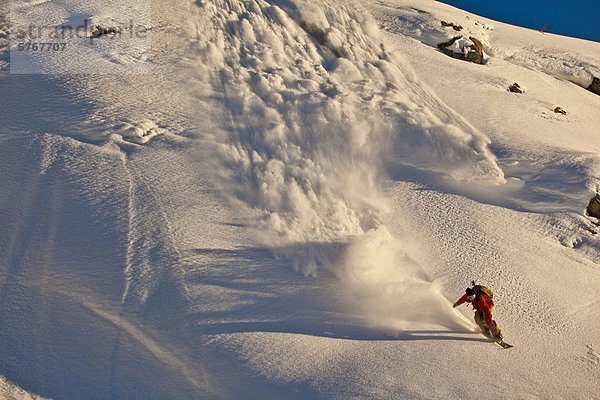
[438, 0, 600, 42]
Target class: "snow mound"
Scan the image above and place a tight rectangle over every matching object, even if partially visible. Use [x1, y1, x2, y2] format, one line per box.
[114, 119, 162, 145]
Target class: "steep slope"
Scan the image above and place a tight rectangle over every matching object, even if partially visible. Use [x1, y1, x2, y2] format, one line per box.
[0, 0, 599, 399]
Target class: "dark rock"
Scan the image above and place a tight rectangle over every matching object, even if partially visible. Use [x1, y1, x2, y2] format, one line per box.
[587, 77, 600, 96]
[441, 21, 463, 31]
[587, 194, 600, 218]
[465, 37, 484, 64]
[508, 82, 523, 93]
[437, 36, 485, 65]
[438, 36, 460, 50]
[553, 106, 567, 115]
[91, 25, 120, 38]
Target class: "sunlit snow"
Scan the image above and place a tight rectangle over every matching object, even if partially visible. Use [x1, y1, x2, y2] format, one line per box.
[1, 0, 599, 398]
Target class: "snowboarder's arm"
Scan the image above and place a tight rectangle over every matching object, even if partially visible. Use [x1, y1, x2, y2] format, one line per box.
[453, 294, 468, 308]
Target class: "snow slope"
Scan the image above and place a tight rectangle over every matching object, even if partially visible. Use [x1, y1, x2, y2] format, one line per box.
[1, 0, 599, 398]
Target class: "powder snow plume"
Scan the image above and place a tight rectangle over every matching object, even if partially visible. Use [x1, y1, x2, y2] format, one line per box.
[338, 227, 475, 333]
[192, 0, 501, 330]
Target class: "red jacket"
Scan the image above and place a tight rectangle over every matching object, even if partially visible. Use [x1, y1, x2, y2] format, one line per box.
[454, 293, 495, 325]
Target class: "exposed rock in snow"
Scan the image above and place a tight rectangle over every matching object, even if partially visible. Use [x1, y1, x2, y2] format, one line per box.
[508, 82, 524, 93]
[441, 20, 463, 31]
[587, 194, 600, 218]
[116, 119, 162, 144]
[437, 35, 485, 64]
[588, 76, 600, 96]
[91, 25, 121, 38]
[466, 36, 485, 64]
[553, 106, 567, 115]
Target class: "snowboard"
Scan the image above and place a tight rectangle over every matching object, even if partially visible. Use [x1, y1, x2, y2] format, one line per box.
[495, 339, 513, 349]
[481, 332, 513, 349]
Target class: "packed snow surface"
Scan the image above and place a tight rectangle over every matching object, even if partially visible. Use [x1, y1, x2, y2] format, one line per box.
[1, 0, 599, 399]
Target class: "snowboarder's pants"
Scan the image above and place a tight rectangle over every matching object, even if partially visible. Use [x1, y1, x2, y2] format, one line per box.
[474, 310, 502, 338]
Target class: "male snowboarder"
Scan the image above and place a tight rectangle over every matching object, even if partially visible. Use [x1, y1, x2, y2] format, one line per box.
[453, 286, 503, 341]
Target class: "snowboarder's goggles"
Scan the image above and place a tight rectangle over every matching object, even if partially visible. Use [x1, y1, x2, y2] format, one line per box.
[467, 294, 476, 301]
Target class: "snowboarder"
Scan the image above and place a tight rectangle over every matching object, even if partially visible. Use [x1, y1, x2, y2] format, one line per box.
[453, 286, 503, 341]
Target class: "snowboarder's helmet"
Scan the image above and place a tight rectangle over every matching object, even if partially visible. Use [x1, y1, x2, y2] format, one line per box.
[465, 287, 475, 300]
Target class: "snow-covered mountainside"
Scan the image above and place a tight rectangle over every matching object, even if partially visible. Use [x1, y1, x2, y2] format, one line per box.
[1, 0, 599, 398]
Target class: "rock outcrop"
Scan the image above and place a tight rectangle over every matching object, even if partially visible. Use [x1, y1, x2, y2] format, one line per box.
[91, 25, 120, 38]
[587, 194, 600, 219]
[441, 21, 463, 31]
[508, 82, 523, 93]
[587, 77, 600, 96]
[553, 106, 566, 115]
[437, 36, 485, 64]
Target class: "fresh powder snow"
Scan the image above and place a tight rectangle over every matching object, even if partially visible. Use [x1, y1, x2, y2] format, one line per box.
[0, 0, 599, 399]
